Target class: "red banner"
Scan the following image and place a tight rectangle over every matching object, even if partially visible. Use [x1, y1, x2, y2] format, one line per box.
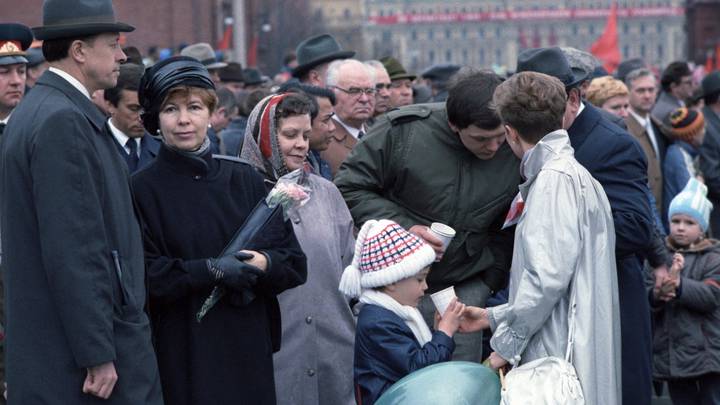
[368, 6, 684, 25]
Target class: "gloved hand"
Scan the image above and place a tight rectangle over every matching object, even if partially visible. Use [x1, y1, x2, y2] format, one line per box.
[207, 252, 263, 292]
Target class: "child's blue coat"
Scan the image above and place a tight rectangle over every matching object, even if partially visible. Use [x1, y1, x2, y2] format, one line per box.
[353, 303, 455, 404]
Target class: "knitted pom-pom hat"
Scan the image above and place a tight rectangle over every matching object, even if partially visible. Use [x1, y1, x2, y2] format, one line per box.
[338, 219, 436, 298]
[668, 178, 713, 232]
[669, 107, 705, 143]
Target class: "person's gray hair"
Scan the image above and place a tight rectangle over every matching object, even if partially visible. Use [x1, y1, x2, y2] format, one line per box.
[326, 59, 375, 87]
[560, 47, 600, 75]
[624, 68, 655, 88]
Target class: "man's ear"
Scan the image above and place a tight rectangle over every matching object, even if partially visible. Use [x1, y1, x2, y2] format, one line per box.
[447, 121, 459, 133]
[69, 39, 89, 64]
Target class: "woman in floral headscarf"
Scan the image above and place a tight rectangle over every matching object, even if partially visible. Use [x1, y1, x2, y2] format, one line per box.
[240, 92, 357, 405]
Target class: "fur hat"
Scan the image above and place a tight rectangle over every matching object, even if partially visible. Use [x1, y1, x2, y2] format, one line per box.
[338, 220, 436, 298]
[668, 178, 713, 232]
[669, 107, 705, 143]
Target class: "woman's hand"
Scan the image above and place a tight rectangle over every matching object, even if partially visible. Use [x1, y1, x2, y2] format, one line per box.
[458, 306, 490, 332]
[488, 352, 508, 371]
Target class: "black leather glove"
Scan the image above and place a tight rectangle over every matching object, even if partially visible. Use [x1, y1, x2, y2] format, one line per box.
[207, 252, 263, 292]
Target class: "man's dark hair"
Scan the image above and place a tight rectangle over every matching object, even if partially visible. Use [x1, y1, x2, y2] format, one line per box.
[274, 92, 314, 127]
[493, 72, 567, 144]
[215, 87, 238, 116]
[660, 61, 691, 92]
[446, 70, 503, 130]
[103, 63, 144, 107]
[42, 35, 96, 63]
[242, 89, 270, 116]
[278, 82, 337, 121]
[122, 46, 143, 66]
[705, 91, 720, 106]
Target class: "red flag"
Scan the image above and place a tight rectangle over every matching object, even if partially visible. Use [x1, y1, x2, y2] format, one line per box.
[217, 25, 232, 51]
[247, 35, 258, 68]
[706, 52, 714, 73]
[590, 2, 621, 74]
[716, 44, 720, 72]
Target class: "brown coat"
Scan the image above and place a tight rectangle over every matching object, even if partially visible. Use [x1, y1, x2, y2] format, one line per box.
[321, 121, 358, 177]
[626, 113, 664, 212]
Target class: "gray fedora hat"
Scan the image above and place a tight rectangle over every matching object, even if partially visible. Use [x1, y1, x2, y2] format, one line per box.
[292, 34, 355, 78]
[32, 0, 134, 41]
[180, 42, 227, 70]
[516, 47, 588, 89]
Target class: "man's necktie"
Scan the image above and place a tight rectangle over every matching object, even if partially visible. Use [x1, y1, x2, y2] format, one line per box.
[126, 139, 139, 172]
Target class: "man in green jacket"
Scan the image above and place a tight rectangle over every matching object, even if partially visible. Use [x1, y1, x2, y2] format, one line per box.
[335, 70, 521, 362]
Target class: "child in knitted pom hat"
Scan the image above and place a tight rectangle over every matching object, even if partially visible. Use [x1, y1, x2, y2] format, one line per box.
[339, 219, 465, 405]
[652, 178, 720, 404]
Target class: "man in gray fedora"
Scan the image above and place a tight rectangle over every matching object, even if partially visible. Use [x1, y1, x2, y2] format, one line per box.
[293, 33, 354, 87]
[0, 0, 163, 403]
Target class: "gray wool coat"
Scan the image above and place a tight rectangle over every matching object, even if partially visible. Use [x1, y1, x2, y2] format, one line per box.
[0, 70, 162, 404]
[273, 174, 356, 405]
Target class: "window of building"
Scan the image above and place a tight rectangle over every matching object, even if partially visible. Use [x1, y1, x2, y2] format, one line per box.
[446, 28, 451, 39]
[495, 48, 502, 63]
[479, 48, 485, 64]
[656, 21, 662, 33]
[572, 25, 578, 35]
[640, 23, 645, 35]
[478, 28, 485, 38]
[462, 49, 468, 63]
[640, 44, 646, 58]
[462, 27, 467, 39]
[429, 29, 434, 40]
[658, 44, 663, 59]
[623, 23, 629, 35]
[344, 9, 351, 20]
[589, 24, 595, 35]
[429, 50, 435, 63]
[446, 50, 452, 61]
[623, 45, 629, 58]
[382, 30, 391, 42]
[495, 26, 501, 38]
[411, 30, 417, 41]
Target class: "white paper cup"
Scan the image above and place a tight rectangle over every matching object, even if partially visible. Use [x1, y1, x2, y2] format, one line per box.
[428, 222, 456, 250]
[431, 286, 457, 315]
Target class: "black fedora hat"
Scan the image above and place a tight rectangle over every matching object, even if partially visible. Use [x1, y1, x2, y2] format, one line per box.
[516, 47, 588, 89]
[32, 0, 134, 41]
[243, 68, 265, 86]
[0, 23, 33, 66]
[292, 34, 355, 78]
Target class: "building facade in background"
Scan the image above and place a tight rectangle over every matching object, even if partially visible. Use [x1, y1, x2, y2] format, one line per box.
[364, 0, 687, 72]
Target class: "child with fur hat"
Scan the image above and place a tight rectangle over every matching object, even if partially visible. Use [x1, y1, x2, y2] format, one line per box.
[652, 178, 720, 404]
[339, 219, 465, 405]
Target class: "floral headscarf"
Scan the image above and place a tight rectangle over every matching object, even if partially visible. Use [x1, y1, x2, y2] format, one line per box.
[239, 94, 290, 181]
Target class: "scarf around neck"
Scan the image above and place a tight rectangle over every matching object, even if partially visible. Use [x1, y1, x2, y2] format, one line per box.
[359, 289, 433, 346]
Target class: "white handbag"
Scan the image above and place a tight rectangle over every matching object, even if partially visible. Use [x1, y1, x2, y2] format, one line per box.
[500, 276, 585, 405]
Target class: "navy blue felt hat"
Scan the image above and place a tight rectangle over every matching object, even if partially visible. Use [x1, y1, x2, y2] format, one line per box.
[516, 47, 588, 89]
[32, 0, 134, 41]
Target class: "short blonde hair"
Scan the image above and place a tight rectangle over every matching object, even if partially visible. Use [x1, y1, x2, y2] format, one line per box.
[586, 76, 629, 107]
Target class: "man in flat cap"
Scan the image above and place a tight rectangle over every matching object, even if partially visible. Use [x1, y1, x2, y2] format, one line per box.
[293, 33, 354, 87]
[380, 56, 416, 108]
[0, 1, 163, 403]
[421, 63, 460, 102]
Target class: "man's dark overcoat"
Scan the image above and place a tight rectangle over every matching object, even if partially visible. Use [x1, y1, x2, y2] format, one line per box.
[0, 70, 163, 404]
[568, 103, 655, 405]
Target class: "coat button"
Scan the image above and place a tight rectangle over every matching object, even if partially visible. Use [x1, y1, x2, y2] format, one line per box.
[305, 316, 312, 324]
[193, 175, 202, 180]
[307, 368, 315, 377]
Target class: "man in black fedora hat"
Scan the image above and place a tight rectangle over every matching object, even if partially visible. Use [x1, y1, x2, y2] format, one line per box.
[516, 46, 656, 405]
[293, 33, 355, 87]
[0, 1, 163, 403]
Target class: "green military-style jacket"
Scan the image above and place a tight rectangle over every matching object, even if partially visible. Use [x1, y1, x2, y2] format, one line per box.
[335, 103, 522, 291]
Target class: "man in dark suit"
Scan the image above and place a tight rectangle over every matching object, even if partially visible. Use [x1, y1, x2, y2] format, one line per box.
[517, 47, 656, 405]
[0, 1, 163, 403]
[104, 63, 159, 173]
[699, 71, 720, 234]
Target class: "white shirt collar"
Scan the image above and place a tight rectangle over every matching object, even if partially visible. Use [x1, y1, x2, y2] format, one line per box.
[575, 101, 586, 118]
[0, 111, 12, 125]
[333, 116, 365, 139]
[48, 67, 91, 99]
[108, 118, 140, 155]
[629, 109, 649, 127]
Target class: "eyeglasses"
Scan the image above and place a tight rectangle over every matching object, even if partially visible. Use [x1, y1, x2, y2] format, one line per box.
[331, 85, 376, 96]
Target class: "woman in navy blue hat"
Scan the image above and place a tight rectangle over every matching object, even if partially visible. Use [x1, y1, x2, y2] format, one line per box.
[133, 56, 307, 405]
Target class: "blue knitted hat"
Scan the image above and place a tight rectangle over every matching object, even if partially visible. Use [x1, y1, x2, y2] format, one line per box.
[668, 178, 713, 231]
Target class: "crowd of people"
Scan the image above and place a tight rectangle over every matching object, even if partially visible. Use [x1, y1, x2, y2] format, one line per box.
[0, 1, 719, 404]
